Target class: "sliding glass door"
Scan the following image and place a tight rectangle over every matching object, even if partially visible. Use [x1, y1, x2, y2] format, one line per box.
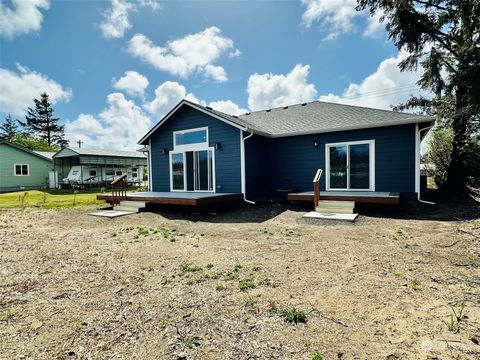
[327, 140, 374, 191]
[170, 149, 214, 192]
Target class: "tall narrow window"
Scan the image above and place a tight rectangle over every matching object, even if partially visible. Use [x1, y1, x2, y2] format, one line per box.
[171, 153, 185, 190]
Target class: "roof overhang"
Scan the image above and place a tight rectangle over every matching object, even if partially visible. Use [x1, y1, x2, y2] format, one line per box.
[138, 100, 248, 145]
[241, 117, 435, 138]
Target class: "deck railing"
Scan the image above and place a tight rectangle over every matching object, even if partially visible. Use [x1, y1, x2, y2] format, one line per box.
[111, 174, 127, 206]
[313, 169, 323, 209]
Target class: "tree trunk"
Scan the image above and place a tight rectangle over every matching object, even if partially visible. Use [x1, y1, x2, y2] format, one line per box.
[445, 87, 468, 193]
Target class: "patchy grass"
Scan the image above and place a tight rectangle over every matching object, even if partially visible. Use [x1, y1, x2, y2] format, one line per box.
[0, 189, 104, 209]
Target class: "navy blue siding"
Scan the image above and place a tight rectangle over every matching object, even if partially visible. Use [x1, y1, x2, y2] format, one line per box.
[245, 124, 417, 200]
[150, 106, 241, 193]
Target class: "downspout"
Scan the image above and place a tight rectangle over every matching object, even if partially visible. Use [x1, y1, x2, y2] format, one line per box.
[241, 130, 256, 204]
[416, 124, 435, 205]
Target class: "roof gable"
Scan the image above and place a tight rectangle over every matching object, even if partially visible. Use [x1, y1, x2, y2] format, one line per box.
[0, 141, 53, 161]
[138, 100, 251, 145]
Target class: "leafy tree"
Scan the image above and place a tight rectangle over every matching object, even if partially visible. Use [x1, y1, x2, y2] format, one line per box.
[21, 92, 68, 148]
[10, 133, 58, 152]
[0, 114, 20, 142]
[426, 127, 480, 188]
[357, 0, 480, 192]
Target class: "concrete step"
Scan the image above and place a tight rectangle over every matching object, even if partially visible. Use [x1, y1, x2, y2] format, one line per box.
[119, 200, 146, 207]
[304, 211, 358, 222]
[316, 207, 354, 214]
[114, 205, 142, 213]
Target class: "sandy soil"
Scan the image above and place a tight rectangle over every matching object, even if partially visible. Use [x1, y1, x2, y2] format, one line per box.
[1, 198, 479, 359]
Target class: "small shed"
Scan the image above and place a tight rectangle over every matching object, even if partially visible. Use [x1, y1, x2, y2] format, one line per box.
[52, 147, 148, 188]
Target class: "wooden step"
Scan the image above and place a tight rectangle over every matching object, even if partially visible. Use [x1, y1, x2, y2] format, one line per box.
[114, 200, 146, 213]
[316, 207, 354, 214]
[316, 200, 355, 214]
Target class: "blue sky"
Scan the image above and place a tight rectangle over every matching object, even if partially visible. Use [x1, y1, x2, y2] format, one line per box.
[0, 0, 424, 149]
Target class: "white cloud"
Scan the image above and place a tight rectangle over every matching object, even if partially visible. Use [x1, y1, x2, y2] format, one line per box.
[319, 51, 424, 110]
[112, 70, 149, 97]
[363, 10, 385, 38]
[247, 64, 318, 111]
[144, 81, 201, 118]
[65, 93, 151, 150]
[300, 0, 357, 40]
[100, 0, 160, 39]
[127, 27, 239, 82]
[0, 64, 72, 115]
[0, 0, 50, 39]
[300, 0, 385, 40]
[208, 100, 248, 116]
[100, 0, 133, 39]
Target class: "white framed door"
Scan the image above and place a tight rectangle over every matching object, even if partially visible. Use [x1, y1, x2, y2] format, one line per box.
[325, 140, 375, 191]
[169, 148, 215, 192]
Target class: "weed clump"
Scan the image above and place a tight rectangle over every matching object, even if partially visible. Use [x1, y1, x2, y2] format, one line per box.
[281, 307, 307, 324]
[239, 278, 256, 291]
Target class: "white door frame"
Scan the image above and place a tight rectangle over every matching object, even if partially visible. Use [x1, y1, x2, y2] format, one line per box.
[325, 139, 375, 191]
[169, 147, 216, 192]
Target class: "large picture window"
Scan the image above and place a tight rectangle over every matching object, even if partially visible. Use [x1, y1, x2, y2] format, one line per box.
[174, 128, 208, 150]
[14, 164, 29, 176]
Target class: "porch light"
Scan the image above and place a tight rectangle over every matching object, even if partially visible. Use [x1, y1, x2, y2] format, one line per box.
[215, 142, 221, 150]
[162, 148, 168, 155]
[314, 140, 319, 149]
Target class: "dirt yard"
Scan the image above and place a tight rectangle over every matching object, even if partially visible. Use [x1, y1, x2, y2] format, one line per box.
[1, 196, 479, 359]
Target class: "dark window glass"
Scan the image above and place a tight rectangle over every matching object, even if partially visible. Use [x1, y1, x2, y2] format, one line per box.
[329, 146, 347, 189]
[349, 144, 370, 189]
[22, 165, 28, 175]
[172, 153, 184, 190]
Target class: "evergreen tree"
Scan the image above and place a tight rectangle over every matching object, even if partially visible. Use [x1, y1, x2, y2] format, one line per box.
[22, 92, 69, 148]
[356, 0, 480, 192]
[0, 114, 20, 142]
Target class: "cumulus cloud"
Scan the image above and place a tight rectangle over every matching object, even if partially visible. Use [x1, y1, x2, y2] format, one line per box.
[144, 81, 200, 118]
[112, 70, 149, 97]
[127, 27, 239, 82]
[0, 64, 72, 115]
[300, 0, 385, 40]
[0, 0, 50, 39]
[319, 51, 424, 110]
[208, 100, 248, 116]
[65, 93, 151, 150]
[247, 64, 317, 111]
[100, 0, 160, 39]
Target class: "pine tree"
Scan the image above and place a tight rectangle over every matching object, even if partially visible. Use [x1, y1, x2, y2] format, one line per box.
[22, 92, 69, 148]
[356, 0, 480, 192]
[0, 114, 20, 142]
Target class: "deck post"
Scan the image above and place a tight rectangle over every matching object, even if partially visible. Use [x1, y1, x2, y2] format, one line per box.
[313, 169, 322, 210]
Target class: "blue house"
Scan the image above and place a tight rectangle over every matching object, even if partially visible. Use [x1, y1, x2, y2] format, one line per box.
[99, 99, 433, 207]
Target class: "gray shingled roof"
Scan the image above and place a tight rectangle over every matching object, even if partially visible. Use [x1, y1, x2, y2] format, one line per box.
[236, 101, 433, 137]
[139, 99, 434, 144]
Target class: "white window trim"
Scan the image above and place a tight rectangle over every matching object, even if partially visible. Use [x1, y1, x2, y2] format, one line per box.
[173, 127, 209, 151]
[169, 147, 216, 193]
[14, 164, 29, 177]
[325, 140, 375, 191]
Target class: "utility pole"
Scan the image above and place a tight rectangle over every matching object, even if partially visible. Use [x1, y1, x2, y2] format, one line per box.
[77, 140, 83, 148]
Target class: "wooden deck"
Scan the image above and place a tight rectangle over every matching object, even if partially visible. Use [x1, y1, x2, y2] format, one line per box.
[97, 191, 243, 206]
[287, 191, 400, 205]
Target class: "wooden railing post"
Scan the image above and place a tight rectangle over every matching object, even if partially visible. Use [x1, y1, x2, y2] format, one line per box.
[111, 174, 127, 207]
[313, 169, 322, 210]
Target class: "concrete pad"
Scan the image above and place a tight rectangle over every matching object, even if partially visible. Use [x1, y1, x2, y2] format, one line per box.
[303, 211, 358, 222]
[89, 210, 135, 218]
